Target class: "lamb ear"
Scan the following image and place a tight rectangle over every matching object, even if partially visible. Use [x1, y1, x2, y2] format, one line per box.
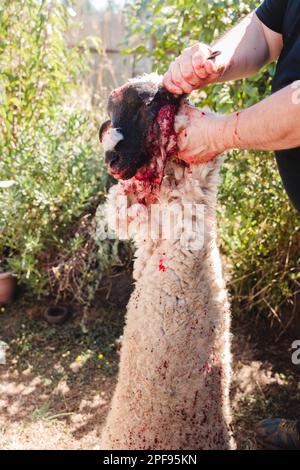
[150, 86, 169, 103]
[99, 120, 111, 143]
[153, 86, 187, 104]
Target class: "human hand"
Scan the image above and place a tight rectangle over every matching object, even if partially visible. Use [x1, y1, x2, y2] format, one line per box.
[163, 43, 226, 95]
[175, 104, 232, 164]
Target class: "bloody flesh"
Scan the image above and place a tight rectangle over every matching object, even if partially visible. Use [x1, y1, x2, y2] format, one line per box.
[114, 104, 179, 204]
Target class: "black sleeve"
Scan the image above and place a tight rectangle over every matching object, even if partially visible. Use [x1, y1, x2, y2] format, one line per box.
[256, 0, 288, 33]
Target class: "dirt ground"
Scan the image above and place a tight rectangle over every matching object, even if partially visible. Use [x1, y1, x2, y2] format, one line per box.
[0, 296, 300, 450]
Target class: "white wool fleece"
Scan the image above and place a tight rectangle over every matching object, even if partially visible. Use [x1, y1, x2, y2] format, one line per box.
[100, 154, 236, 450]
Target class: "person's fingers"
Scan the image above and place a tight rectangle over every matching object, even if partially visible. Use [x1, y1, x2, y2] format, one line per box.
[180, 149, 220, 164]
[188, 43, 202, 54]
[163, 43, 220, 94]
[162, 69, 172, 87]
[197, 151, 220, 163]
[180, 144, 208, 159]
[192, 43, 223, 82]
[204, 59, 215, 75]
[195, 43, 211, 60]
[192, 54, 209, 80]
[179, 52, 201, 87]
[171, 60, 193, 94]
[163, 68, 183, 95]
[207, 71, 220, 81]
[178, 102, 197, 117]
[174, 74, 194, 94]
[192, 43, 210, 67]
[163, 68, 181, 93]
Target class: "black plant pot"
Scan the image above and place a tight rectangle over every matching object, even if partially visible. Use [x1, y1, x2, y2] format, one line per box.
[44, 306, 70, 325]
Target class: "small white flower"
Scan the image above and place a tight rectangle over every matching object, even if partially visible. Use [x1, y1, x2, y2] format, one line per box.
[67, 7, 76, 17]
[0, 180, 15, 188]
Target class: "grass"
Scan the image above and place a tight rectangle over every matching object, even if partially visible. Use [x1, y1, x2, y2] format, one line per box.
[0, 300, 125, 449]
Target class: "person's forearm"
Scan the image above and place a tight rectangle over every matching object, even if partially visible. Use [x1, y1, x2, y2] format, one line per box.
[220, 83, 300, 151]
[213, 12, 277, 82]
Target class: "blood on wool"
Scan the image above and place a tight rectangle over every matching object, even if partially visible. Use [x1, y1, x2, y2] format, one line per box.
[158, 258, 166, 272]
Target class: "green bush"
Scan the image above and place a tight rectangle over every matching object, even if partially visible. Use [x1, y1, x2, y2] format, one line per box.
[0, 0, 110, 298]
[126, 0, 300, 326]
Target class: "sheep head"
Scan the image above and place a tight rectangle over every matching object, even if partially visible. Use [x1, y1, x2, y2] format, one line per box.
[99, 74, 185, 204]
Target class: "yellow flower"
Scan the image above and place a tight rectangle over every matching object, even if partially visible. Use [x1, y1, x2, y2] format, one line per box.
[98, 353, 104, 360]
[75, 355, 82, 362]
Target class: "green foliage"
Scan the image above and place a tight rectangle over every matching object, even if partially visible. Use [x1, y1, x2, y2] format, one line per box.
[126, 0, 300, 325]
[0, 0, 110, 298]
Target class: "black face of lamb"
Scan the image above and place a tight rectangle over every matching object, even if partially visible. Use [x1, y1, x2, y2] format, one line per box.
[99, 82, 183, 180]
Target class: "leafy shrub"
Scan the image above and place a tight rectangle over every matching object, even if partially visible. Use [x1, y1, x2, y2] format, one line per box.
[0, 0, 114, 300]
[126, 0, 300, 327]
